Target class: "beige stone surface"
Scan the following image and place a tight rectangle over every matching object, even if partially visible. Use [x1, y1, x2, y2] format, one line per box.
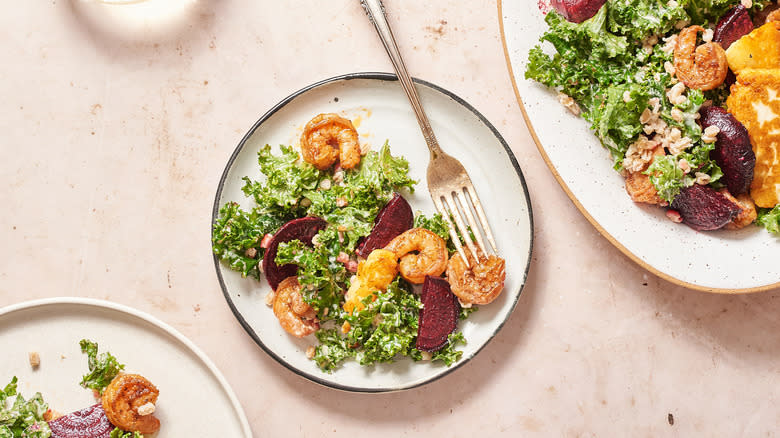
[1, 0, 779, 436]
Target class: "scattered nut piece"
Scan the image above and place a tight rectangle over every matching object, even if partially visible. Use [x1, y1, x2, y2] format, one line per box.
[136, 402, 156, 417]
[557, 92, 581, 115]
[29, 352, 40, 369]
[701, 125, 721, 143]
[695, 172, 712, 185]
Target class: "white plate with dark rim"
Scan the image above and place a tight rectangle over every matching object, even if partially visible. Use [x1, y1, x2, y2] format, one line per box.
[499, 0, 780, 293]
[0, 297, 252, 437]
[211, 72, 533, 392]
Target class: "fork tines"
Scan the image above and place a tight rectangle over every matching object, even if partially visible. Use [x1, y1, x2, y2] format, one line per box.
[432, 185, 498, 269]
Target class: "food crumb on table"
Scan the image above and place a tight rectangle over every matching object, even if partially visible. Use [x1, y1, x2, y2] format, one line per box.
[28, 351, 40, 369]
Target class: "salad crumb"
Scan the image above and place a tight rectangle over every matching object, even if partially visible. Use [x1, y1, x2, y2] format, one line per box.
[29, 352, 41, 369]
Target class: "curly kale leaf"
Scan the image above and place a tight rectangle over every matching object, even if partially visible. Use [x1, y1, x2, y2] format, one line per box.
[212, 202, 282, 279]
[0, 377, 51, 438]
[313, 279, 423, 371]
[526, 8, 634, 113]
[684, 0, 773, 24]
[590, 83, 651, 164]
[607, 0, 689, 40]
[757, 206, 780, 235]
[110, 428, 143, 438]
[79, 339, 125, 394]
[241, 144, 324, 217]
[645, 141, 722, 204]
[413, 212, 459, 253]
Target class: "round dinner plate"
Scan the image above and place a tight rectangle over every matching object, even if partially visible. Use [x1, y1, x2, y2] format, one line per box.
[499, 0, 780, 292]
[0, 297, 252, 437]
[212, 72, 533, 392]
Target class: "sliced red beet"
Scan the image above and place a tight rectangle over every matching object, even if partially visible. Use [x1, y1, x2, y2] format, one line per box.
[700, 106, 755, 196]
[262, 217, 327, 290]
[48, 404, 114, 438]
[671, 184, 741, 231]
[713, 5, 754, 50]
[416, 276, 460, 352]
[550, 0, 606, 23]
[355, 193, 413, 259]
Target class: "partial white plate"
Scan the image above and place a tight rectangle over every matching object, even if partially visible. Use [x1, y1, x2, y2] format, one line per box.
[212, 73, 533, 392]
[0, 297, 252, 437]
[499, 0, 780, 292]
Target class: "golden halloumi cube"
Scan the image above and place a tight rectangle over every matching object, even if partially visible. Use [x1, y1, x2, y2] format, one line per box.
[726, 69, 780, 208]
[726, 21, 780, 75]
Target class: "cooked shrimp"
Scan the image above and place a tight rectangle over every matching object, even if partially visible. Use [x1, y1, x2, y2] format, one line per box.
[721, 190, 757, 230]
[300, 113, 361, 170]
[273, 276, 319, 337]
[674, 25, 729, 91]
[446, 250, 506, 306]
[625, 171, 664, 204]
[344, 249, 398, 314]
[767, 9, 780, 22]
[383, 228, 448, 284]
[102, 373, 160, 435]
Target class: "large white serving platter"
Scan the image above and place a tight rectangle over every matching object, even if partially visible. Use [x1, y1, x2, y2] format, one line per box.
[212, 73, 533, 392]
[499, 0, 779, 292]
[0, 297, 252, 437]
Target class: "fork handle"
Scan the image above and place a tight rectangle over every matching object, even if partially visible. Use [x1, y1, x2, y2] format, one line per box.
[360, 0, 445, 159]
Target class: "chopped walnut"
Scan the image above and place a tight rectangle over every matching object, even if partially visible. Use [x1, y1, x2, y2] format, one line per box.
[667, 82, 688, 106]
[695, 172, 712, 185]
[670, 107, 684, 122]
[557, 92, 580, 115]
[29, 352, 40, 369]
[662, 34, 678, 54]
[701, 125, 720, 143]
[136, 402, 156, 416]
[678, 158, 692, 174]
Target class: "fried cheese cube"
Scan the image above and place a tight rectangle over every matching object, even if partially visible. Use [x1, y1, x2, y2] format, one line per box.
[726, 69, 780, 208]
[726, 21, 780, 75]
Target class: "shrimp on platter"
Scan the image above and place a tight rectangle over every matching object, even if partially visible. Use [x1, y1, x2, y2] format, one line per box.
[273, 276, 319, 337]
[300, 113, 361, 170]
[102, 373, 161, 435]
[446, 249, 506, 306]
[674, 25, 729, 91]
[383, 228, 448, 284]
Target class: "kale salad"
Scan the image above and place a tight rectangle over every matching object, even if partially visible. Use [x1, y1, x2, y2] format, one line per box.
[525, 0, 780, 234]
[212, 113, 489, 372]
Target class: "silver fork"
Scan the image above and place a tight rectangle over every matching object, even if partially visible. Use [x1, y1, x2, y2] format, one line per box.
[360, 0, 498, 267]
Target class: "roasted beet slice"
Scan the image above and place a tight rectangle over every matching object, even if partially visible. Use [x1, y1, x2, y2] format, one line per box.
[713, 5, 754, 50]
[262, 217, 327, 290]
[355, 193, 413, 259]
[550, 0, 606, 23]
[700, 106, 755, 195]
[48, 404, 114, 438]
[416, 276, 460, 352]
[671, 184, 741, 231]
